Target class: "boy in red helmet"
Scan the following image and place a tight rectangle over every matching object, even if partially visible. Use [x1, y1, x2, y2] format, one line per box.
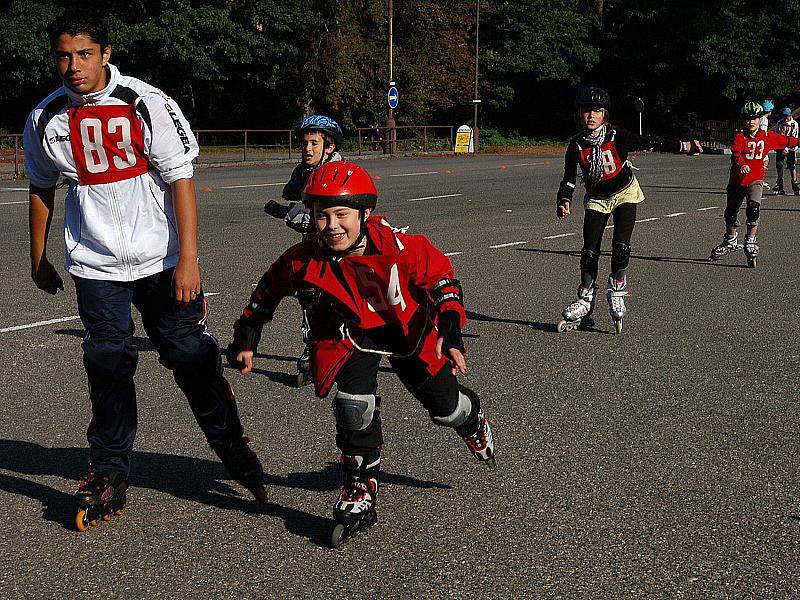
[226, 161, 495, 546]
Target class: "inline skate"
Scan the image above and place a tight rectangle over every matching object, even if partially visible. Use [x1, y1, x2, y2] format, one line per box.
[296, 345, 312, 388]
[458, 408, 496, 468]
[557, 285, 596, 332]
[708, 233, 739, 262]
[74, 470, 129, 532]
[743, 234, 758, 268]
[607, 275, 631, 334]
[331, 457, 379, 548]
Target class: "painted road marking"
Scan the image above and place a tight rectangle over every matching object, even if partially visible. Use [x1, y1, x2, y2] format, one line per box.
[444, 252, 463, 257]
[0, 315, 81, 333]
[605, 225, 615, 229]
[636, 217, 660, 223]
[489, 241, 527, 249]
[0, 188, 27, 192]
[697, 206, 718, 211]
[389, 171, 438, 177]
[406, 193, 463, 202]
[543, 233, 576, 240]
[508, 162, 547, 167]
[665, 212, 686, 217]
[216, 182, 285, 189]
[0, 200, 27, 205]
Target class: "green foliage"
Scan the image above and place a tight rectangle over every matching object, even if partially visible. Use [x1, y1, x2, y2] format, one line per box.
[1, 0, 798, 138]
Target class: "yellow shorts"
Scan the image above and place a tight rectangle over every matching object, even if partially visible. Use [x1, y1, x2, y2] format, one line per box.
[584, 177, 645, 214]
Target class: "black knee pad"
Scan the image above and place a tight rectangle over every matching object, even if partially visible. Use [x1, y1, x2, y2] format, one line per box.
[746, 200, 760, 227]
[333, 391, 380, 431]
[611, 242, 631, 272]
[580, 248, 600, 274]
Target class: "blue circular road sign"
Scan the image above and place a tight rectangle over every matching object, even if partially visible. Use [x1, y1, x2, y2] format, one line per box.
[387, 86, 399, 109]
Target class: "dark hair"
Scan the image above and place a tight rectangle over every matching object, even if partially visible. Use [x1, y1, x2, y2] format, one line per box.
[48, 12, 110, 50]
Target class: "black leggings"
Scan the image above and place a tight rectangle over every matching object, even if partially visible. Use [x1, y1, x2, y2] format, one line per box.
[581, 202, 637, 287]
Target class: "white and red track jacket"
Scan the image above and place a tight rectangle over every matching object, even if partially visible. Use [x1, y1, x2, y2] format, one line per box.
[776, 118, 799, 151]
[24, 64, 199, 281]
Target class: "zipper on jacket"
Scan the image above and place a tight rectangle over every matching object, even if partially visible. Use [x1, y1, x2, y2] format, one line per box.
[109, 185, 134, 280]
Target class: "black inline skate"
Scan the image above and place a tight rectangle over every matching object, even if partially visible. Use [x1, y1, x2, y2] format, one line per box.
[74, 470, 129, 532]
[793, 181, 800, 196]
[708, 233, 739, 262]
[743, 234, 758, 268]
[773, 183, 785, 195]
[212, 436, 269, 505]
[331, 457, 379, 548]
[296, 345, 312, 388]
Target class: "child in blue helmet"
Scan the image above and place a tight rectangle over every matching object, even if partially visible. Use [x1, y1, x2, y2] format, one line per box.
[774, 107, 799, 195]
[263, 115, 344, 385]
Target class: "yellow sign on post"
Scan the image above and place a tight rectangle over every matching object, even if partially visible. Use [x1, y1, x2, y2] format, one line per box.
[454, 125, 474, 153]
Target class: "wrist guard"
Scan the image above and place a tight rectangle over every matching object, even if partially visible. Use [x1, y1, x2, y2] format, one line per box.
[226, 318, 262, 368]
[264, 200, 290, 219]
[431, 278, 463, 310]
[437, 310, 465, 353]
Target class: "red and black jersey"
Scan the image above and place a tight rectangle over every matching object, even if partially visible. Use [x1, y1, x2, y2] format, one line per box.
[234, 217, 465, 397]
[729, 129, 800, 186]
[557, 127, 683, 201]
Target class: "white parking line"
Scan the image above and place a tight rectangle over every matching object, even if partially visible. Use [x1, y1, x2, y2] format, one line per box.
[665, 212, 686, 217]
[216, 182, 285, 189]
[489, 241, 527, 249]
[406, 193, 463, 202]
[0, 315, 81, 333]
[0, 188, 27, 192]
[697, 206, 718, 211]
[605, 225, 615, 229]
[0, 200, 27, 206]
[443, 252, 463, 257]
[389, 171, 438, 177]
[635, 217, 660, 223]
[543, 233, 575, 240]
[508, 162, 547, 167]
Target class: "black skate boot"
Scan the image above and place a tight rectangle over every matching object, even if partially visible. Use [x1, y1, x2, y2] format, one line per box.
[296, 345, 312, 388]
[212, 437, 269, 505]
[743, 234, 758, 268]
[773, 182, 785, 195]
[793, 181, 800, 196]
[708, 233, 738, 262]
[331, 455, 379, 548]
[74, 470, 129, 532]
[457, 409, 496, 468]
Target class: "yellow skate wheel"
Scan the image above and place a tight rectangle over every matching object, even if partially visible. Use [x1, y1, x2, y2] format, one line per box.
[103, 513, 112, 521]
[90, 518, 100, 527]
[75, 509, 90, 532]
[114, 508, 125, 516]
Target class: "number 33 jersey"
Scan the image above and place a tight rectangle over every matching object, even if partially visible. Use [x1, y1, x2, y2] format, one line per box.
[729, 130, 799, 187]
[24, 64, 199, 281]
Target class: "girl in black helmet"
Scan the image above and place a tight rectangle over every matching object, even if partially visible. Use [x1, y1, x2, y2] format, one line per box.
[556, 87, 701, 333]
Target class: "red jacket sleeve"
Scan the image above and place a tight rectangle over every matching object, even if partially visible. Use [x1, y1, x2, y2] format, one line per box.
[241, 245, 305, 324]
[401, 233, 467, 327]
[766, 131, 799, 153]
[730, 133, 746, 167]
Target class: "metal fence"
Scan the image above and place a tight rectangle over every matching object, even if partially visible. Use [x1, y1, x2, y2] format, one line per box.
[194, 129, 293, 164]
[0, 134, 23, 179]
[696, 120, 738, 148]
[356, 125, 454, 155]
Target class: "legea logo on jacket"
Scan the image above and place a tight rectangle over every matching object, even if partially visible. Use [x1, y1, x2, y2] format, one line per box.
[49, 134, 70, 143]
[165, 102, 191, 154]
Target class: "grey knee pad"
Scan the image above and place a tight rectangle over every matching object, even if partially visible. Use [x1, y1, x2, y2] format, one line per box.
[333, 391, 379, 431]
[746, 200, 760, 227]
[431, 390, 472, 428]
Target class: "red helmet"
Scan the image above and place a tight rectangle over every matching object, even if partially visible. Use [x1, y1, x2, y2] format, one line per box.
[302, 161, 378, 210]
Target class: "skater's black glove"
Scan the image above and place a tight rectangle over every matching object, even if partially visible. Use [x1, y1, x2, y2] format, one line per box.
[264, 200, 290, 219]
[437, 310, 465, 354]
[226, 318, 263, 369]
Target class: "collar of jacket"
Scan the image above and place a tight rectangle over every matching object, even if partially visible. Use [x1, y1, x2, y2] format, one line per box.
[63, 63, 121, 106]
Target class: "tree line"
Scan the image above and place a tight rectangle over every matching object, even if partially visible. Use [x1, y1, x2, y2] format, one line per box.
[1, 0, 797, 138]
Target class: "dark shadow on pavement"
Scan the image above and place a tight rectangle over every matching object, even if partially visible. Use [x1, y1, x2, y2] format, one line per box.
[643, 185, 727, 195]
[518, 247, 749, 268]
[54, 329, 156, 351]
[0, 440, 450, 547]
[762, 207, 800, 212]
[466, 310, 560, 334]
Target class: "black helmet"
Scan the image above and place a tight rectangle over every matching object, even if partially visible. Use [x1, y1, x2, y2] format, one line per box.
[575, 87, 610, 109]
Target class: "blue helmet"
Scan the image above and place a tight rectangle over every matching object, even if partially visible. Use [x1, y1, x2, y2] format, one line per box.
[762, 101, 774, 111]
[299, 115, 343, 149]
[782, 107, 792, 116]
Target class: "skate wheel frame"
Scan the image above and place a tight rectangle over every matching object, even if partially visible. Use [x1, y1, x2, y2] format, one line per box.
[330, 511, 378, 548]
[75, 509, 90, 532]
[614, 319, 623, 334]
